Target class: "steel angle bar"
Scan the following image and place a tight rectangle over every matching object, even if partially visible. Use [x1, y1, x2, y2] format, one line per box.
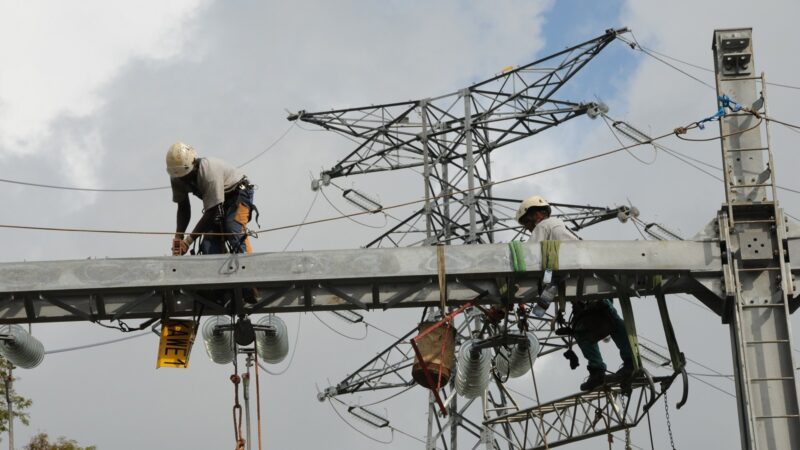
[318, 283, 369, 310]
[382, 278, 433, 309]
[247, 284, 295, 310]
[178, 289, 227, 314]
[109, 290, 158, 320]
[38, 293, 93, 321]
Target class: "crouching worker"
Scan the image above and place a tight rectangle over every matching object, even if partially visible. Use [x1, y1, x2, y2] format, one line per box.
[516, 195, 634, 391]
[166, 141, 257, 256]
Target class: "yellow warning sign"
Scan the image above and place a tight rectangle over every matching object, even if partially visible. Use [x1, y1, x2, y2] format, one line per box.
[156, 319, 196, 369]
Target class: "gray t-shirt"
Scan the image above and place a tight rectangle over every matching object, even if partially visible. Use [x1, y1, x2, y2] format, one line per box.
[171, 157, 245, 211]
[529, 216, 579, 242]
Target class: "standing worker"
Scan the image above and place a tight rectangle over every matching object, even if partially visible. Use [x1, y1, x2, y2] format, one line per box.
[166, 142, 257, 257]
[516, 195, 634, 391]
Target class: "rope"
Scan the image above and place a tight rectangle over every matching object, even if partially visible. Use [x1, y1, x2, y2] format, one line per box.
[0, 115, 764, 237]
[0, 121, 296, 193]
[436, 244, 446, 313]
[254, 345, 264, 450]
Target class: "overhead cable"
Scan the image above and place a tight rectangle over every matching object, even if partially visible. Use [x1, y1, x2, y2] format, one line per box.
[45, 331, 152, 354]
[617, 33, 800, 91]
[0, 121, 295, 193]
[0, 115, 764, 237]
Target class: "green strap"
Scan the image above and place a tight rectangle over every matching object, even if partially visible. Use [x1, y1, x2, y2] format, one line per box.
[541, 240, 560, 271]
[509, 241, 526, 272]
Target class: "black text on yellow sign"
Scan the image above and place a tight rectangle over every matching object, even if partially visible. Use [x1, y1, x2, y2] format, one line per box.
[156, 319, 196, 369]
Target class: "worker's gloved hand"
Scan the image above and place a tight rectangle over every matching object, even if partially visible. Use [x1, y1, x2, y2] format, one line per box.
[172, 235, 192, 256]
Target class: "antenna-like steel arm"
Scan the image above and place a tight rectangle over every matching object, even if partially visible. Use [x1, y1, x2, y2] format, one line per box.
[288, 28, 628, 180]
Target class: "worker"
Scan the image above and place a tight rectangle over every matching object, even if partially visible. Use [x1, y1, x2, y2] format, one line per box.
[516, 195, 634, 391]
[166, 142, 257, 257]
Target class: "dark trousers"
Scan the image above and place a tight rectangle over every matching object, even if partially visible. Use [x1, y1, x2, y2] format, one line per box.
[199, 187, 255, 255]
[574, 299, 633, 372]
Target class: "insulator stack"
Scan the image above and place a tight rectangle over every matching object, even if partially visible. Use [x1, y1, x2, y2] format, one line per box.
[495, 333, 540, 379]
[202, 316, 234, 364]
[0, 325, 44, 369]
[455, 339, 490, 399]
[255, 314, 289, 364]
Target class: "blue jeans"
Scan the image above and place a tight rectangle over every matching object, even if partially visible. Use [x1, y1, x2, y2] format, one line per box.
[575, 299, 633, 372]
[199, 187, 255, 255]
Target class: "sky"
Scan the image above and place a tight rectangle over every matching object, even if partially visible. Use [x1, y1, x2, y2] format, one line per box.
[1, 0, 800, 449]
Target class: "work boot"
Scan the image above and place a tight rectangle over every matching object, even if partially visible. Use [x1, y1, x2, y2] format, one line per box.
[605, 361, 635, 384]
[579, 369, 606, 391]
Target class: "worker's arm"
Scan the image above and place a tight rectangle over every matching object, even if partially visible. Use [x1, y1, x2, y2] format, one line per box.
[175, 198, 191, 237]
[173, 199, 192, 255]
[188, 204, 220, 239]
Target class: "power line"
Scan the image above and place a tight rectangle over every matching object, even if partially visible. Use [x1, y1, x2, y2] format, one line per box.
[617, 33, 800, 91]
[0, 121, 296, 193]
[44, 331, 152, 354]
[0, 113, 773, 237]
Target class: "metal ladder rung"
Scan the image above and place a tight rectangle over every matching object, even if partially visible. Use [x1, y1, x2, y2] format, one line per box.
[729, 183, 775, 189]
[754, 414, 800, 419]
[725, 146, 770, 152]
[742, 303, 785, 309]
[733, 219, 777, 224]
[749, 377, 796, 381]
[746, 339, 790, 345]
[720, 76, 766, 82]
[736, 267, 780, 272]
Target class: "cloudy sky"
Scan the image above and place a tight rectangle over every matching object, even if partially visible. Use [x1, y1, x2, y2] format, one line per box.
[2, 0, 800, 449]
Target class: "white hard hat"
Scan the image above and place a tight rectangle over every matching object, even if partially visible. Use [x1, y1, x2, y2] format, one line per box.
[515, 195, 550, 224]
[165, 142, 197, 178]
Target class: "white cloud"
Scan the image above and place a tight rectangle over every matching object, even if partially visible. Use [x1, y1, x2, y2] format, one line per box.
[0, 0, 208, 157]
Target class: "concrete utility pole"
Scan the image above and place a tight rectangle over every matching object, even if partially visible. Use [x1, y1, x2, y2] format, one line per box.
[710, 28, 800, 449]
[0, 27, 798, 450]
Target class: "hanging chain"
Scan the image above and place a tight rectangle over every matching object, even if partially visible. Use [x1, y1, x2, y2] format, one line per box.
[231, 373, 246, 450]
[625, 427, 632, 450]
[663, 389, 677, 450]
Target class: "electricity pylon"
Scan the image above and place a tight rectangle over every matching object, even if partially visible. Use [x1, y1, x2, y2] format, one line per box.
[288, 28, 627, 247]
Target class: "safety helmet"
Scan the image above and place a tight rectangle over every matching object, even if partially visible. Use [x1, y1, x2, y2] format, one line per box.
[165, 142, 197, 178]
[515, 195, 550, 224]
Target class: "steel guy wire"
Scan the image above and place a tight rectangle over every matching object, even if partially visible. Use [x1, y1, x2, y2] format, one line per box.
[312, 311, 368, 341]
[617, 33, 800, 91]
[44, 330, 152, 354]
[603, 112, 800, 194]
[329, 396, 432, 447]
[0, 115, 776, 237]
[601, 113, 658, 165]
[281, 188, 320, 252]
[0, 121, 296, 193]
[617, 33, 716, 90]
[326, 398, 395, 445]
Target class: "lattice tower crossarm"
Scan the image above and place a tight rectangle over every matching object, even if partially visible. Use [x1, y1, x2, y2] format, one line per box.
[289, 28, 626, 246]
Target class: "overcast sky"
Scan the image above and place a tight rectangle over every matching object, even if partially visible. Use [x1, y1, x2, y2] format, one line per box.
[2, 1, 800, 449]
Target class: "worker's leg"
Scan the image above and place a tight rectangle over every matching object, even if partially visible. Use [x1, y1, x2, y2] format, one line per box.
[575, 333, 606, 390]
[605, 299, 634, 364]
[198, 229, 226, 255]
[575, 335, 606, 372]
[223, 188, 254, 253]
